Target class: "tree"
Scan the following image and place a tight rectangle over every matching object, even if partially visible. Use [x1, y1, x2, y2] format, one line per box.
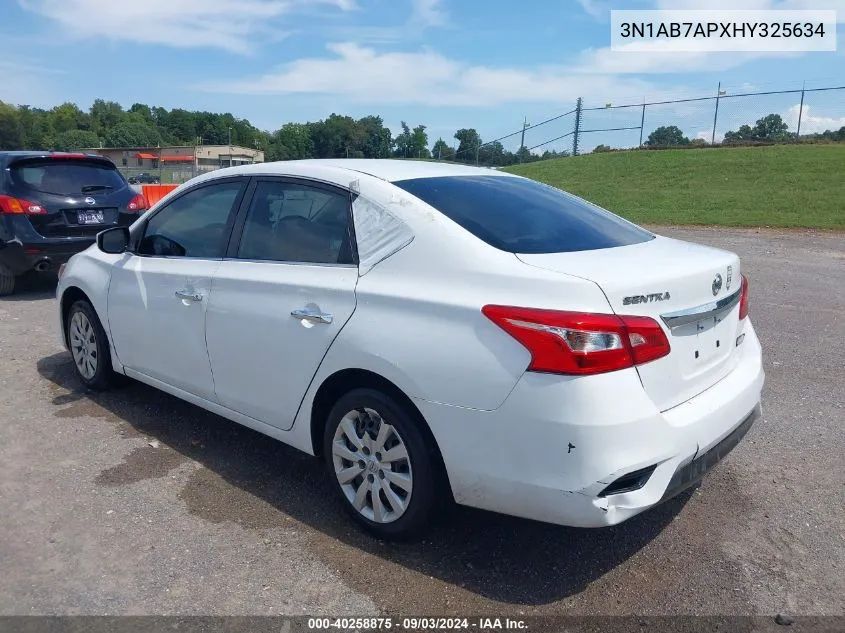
[0, 102, 25, 150]
[410, 124, 429, 158]
[393, 121, 412, 158]
[269, 123, 313, 161]
[54, 129, 101, 151]
[50, 102, 90, 134]
[592, 144, 612, 153]
[454, 128, 482, 162]
[752, 113, 789, 141]
[89, 99, 124, 135]
[431, 138, 454, 160]
[104, 121, 161, 147]
[723, 124, 755, 143]
[358, 115, 392, 158]
[646, 125, 690, 147]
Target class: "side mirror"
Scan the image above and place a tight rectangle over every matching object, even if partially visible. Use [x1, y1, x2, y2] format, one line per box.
[97, 226, 130, 254]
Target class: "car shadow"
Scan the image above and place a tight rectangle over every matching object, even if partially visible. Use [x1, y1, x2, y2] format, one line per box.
[37, 351, 691, 606]
[0, 272, 57, 301]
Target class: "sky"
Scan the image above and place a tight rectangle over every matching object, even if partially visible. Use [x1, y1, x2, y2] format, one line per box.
[2, 0, 844, 152]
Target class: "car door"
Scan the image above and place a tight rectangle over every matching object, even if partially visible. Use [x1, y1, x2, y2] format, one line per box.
[205, 177, 358, 430]
[107, 177, 247, 401]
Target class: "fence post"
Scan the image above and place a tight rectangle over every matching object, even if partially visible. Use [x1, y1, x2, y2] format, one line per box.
[796, 81, 806, 138]
[572, 97, 583, 156]
[639, 103, 646, 147]
[711, 81, 721, 145]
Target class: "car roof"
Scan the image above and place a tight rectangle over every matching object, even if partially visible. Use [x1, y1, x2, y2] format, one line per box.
[219, 159, 519, 183]
[0, 151, 114, 166]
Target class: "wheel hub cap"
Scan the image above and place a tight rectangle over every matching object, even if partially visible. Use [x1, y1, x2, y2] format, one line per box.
[332, 407, 413, 524]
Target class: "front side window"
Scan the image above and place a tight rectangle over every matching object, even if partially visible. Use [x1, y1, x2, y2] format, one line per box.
[137, 180, 244, 258]
[237, 180, 353, 264]
[394, 175, 654, 254]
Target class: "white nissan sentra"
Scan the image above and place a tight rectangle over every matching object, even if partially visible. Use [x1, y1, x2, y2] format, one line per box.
[56, 159, 764, 540]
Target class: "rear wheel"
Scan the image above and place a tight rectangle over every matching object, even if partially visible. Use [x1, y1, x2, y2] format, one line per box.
[0, 263, 16, 296]
[323, 388, 438, 541]
[66, 300, 115, 390]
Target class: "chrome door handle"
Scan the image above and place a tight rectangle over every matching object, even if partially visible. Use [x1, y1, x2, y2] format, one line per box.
[290, 308, 333, 324]
[175, 289, 203, 302]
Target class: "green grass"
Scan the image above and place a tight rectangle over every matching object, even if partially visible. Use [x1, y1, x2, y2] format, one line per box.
[504, 144, 845, 229]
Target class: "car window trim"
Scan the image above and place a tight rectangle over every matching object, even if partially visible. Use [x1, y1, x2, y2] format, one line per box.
[226, 175, 359, 266]
[131, 176, 249, 260]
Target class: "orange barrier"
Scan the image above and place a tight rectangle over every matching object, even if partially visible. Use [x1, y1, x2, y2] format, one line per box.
[141, 184, 179, 207]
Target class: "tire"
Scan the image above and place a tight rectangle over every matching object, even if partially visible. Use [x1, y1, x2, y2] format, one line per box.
[323, 388, 439, 541]
[0, 263, 15, 296]
[66, 300, 115, 390]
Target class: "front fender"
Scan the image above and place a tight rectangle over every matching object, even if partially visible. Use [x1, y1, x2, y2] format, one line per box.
[57, 248, 123, 371]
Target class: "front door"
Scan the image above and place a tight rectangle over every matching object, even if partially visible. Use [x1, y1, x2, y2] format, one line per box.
[107, 178, 247, 401]
[206, 177, 358, 429]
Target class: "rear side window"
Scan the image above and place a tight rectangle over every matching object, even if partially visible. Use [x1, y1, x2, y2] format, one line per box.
[394, 175, 654, 254]
[10, 160, 126, 195]
[236, 180, 353, 264]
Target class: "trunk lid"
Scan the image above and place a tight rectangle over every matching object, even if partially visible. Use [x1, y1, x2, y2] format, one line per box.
[517, 235, 744, 411]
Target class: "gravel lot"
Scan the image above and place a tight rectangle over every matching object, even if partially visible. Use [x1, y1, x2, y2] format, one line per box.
[1, 227, 843, 617]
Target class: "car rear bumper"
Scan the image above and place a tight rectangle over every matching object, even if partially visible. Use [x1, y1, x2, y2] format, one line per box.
[0, 238, 93, 275]
[414, 319, 765, 528]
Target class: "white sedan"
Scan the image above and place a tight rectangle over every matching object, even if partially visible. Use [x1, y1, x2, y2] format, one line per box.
[57, 159, 764, 540]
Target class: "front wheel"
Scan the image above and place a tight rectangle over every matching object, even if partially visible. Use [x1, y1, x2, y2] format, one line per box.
[66, 300, 115, 390]
[323, 388, 439, 541]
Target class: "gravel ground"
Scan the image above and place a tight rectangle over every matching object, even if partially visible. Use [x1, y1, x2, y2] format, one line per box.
[0, 227, 842, 617]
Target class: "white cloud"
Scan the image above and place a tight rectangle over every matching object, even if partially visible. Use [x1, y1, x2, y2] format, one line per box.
[575, 0, 608, 19]
[17, 0, 354, 54]
[784, 103, 845, 133]
[411, 0, 446, 27]
[196, 42, 664, 107]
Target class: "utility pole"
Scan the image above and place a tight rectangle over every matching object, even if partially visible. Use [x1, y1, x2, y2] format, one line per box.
[228, 127, 233, 166]
[639, 102, 646, 147]
[572, 97, 583, 156]
[711, 82, 725, 145]
[519, 116, 529, 162]
[796, 81, 806, 138]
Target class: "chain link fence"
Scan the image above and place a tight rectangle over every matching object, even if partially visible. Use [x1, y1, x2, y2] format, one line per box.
[452, 81, 845, 164]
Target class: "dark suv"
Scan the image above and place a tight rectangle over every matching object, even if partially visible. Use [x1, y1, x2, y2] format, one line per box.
[0, 152, 148, 296]
[128, 172, 160, 184]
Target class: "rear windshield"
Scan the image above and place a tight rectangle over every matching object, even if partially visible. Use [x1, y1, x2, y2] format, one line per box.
[10, 160, 126, 196]
[394, 175, 654, 254]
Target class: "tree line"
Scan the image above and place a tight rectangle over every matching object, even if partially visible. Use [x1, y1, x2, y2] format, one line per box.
[0, 99, 566, 167]
[640, 113, 845, 151]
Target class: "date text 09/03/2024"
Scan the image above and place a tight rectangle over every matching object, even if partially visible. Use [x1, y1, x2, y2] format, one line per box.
[307, 617, 528, 630]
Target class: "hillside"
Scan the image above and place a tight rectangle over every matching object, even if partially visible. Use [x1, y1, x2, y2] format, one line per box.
[504, 144, 845, 229]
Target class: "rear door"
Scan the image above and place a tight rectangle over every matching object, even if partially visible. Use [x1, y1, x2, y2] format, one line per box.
[205, 177, 358, 430]
[7, 156, 140, 238]
[107, 178, 247, 401]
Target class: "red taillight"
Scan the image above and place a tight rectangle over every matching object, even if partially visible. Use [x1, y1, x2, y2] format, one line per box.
[126, 193, 149, 213]
[0, 194, 47, 215]
[482, 305, 671, 376]
[738, 274, 749, 320]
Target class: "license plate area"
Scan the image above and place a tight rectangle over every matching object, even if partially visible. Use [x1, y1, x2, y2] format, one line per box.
[77, 210, 105, 225]
[672, 315, 733, 367]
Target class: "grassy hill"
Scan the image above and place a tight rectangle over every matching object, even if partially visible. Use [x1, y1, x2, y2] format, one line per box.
[504, 144, 845, 229]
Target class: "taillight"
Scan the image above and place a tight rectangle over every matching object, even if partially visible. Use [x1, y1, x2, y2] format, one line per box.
[738, 274, 749, 320]
[126, 193, 149, 212]
[0, 194, 47, 215]
[482, 305, 671, 376]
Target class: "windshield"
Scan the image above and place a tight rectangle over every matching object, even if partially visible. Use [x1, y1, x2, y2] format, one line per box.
[394, 175, 654, 254]
[10, 160, 126, 196]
